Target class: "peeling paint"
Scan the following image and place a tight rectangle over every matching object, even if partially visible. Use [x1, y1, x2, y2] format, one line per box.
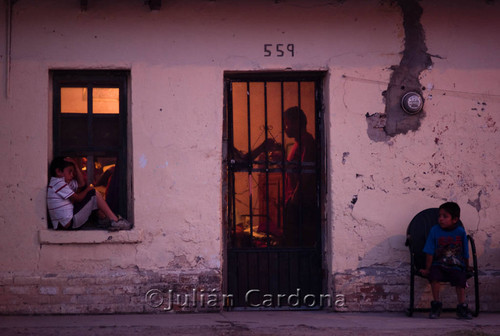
[139, 154, 147, 168]
[382, 0, 433, 137]
[351, 195, 358, 205]
[366, 113, 389, 142]
[0, 0, 499, 315]
[467, 190, 483, 212]
[342, 152, 350, 164]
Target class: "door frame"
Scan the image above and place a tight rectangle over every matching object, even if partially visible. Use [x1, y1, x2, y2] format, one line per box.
[222, 70, 328, 310]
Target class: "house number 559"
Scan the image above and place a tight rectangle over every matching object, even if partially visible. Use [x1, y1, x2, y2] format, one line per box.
[264, 44, 295, 57]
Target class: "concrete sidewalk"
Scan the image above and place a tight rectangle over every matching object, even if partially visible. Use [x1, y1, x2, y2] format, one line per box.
[1, 311, 499, 336]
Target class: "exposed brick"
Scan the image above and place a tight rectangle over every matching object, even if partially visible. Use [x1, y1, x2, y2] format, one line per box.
[0, 293, 23, 305]
[67, 276, 97, 286]
[3, 268, 496, 314]
[73, 293, 131, 306]
[60, 305, 90, 314]
[9, 286, 34, 295]
[62, 286, 86, 295]
[113, 285, 141, 295]
[160, 273, 180, 283]
[38, 294, 74, 305]
[112, 303, 145, 314]
[142, 270, 162, 283]
[39, 286, 59, 295]
[198, 271, 221, 287]
[0, 274, 14, 285]
[13, 276, 41, 285]
[73, 294, 101, 305]
[179, 274, 198, 286]
[40, 278, 68, 286]
[84, 285, 115, 295]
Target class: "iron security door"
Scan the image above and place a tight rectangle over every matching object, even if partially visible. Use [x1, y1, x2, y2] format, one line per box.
[224, 72, 324, 309]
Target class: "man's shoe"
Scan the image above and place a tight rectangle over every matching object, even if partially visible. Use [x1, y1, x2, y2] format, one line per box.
[456, 303, 473, 319]
[109, 216, 132, 231]
[429, 301, 442, 319]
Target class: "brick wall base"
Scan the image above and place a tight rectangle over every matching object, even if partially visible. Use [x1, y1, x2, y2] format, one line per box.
[1, 266, 498, 314]
[0, 269, 222, 315]
[331, 266, 500, 312]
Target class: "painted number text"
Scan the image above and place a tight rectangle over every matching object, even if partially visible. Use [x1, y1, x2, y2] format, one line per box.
[264, 44, 295, 57]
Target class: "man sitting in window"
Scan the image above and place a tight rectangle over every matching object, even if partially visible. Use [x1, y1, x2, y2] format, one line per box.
[47, 157, 131, 231]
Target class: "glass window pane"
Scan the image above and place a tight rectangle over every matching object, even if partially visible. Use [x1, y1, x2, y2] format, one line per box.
[256, 171, 283, 240]
[231, 82, 249, 153]
[59, 116, 88, 148]
[300, 82, 316, 138]
[249, 82, 265, 155]
[91, 156, 118, 210]
[93, 116, 120, 147]
[93, 88, 119, 114]
[61, 87, 87, 114]
[265, 82, 283, 149]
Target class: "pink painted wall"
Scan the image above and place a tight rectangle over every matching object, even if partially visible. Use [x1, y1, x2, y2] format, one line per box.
[0, 0, 498, 313]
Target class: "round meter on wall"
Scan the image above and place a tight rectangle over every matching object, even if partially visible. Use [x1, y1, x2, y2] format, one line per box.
[401, 91, 424, 115]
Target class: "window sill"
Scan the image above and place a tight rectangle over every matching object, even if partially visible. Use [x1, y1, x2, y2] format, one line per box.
[38, 229, 143, 245]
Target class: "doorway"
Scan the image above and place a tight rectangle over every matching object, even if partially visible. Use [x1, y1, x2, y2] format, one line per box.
[224, 72, 325, 309]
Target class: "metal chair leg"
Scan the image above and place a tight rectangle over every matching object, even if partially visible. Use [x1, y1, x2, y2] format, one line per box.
[407, 251, 415, 317]
[468, 235, 480, 317]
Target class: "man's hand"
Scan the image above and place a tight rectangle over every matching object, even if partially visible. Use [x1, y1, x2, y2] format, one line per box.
[263, 138, 282, 152]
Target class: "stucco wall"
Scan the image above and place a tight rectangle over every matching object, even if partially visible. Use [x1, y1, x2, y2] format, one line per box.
[0, 0, 498, 314]
[330, 0, 500, 311]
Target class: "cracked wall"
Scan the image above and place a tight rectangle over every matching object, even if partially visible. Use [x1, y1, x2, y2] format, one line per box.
[367, 0, 433, 140]
[383, 0, 432, 136]
[0, 0, 499, 314]
[333, 0, 500, 311]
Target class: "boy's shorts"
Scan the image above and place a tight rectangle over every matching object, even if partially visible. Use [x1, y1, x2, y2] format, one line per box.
[71, 189, 98, 229]
[428, 265, 467, 288]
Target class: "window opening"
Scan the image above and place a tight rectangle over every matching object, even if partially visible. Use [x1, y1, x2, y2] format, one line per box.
[52, 70, 129, 229]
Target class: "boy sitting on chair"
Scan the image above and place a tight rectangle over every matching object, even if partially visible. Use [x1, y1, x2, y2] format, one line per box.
[47, 156, 131, 231]
[420, 202, 472, 319]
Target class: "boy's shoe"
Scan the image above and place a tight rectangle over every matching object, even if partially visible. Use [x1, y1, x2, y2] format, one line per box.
[456, 303, 473, 319]
[429, 301, 442, 319]
[109, 216, 132, 231]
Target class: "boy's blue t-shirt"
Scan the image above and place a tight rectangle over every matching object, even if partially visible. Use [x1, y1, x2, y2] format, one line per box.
[423, 225, 469, 270]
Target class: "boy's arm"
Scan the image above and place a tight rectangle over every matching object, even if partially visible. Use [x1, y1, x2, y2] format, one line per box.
[420, 226, 436, 276]
[68, 185, 93, 203]
[464, 232, 471, 271]
[65, 157, 86, 188]
[420, 254, 433, 276]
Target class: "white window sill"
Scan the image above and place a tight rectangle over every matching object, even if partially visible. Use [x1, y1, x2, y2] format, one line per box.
[38, 229, 143, 245]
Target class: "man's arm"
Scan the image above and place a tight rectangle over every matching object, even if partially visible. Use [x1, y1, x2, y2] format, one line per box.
[234, 139, 279, 162]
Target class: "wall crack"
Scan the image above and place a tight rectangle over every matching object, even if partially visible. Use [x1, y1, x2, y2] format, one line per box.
[369, 0, 433, 140]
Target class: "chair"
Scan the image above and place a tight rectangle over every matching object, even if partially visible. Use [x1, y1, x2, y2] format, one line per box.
[405, 208, 479, 317]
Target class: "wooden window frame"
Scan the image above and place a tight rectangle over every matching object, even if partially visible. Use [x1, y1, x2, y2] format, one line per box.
[51, 70, 130, 229]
